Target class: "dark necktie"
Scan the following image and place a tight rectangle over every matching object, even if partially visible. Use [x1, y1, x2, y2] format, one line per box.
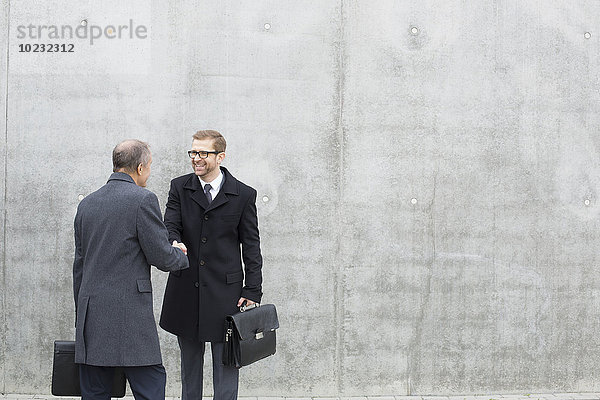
[204, 184, 213, 204]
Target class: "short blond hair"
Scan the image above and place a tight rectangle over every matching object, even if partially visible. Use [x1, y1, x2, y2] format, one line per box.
[193, 130, 226, 153]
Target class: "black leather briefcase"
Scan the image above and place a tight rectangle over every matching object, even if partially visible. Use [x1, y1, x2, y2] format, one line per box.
[223, 303, 279, 368]
[51, 340, 127, 397]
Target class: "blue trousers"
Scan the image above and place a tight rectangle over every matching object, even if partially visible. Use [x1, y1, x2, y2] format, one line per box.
[178, 337, 239, 400]
[79, 364, 166, 400]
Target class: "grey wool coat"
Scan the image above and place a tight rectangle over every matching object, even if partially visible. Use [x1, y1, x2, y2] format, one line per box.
[73, 172, 189, 366]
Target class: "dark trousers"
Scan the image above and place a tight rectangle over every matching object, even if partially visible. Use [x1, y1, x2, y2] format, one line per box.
[79, 364, 166, 400]
[178, 337, 239, 400]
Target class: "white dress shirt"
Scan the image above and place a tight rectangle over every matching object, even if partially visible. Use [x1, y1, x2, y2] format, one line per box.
[199, 171, 224, 200]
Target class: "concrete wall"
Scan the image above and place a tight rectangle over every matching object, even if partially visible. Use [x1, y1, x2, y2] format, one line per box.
[2, 0, 600, 396]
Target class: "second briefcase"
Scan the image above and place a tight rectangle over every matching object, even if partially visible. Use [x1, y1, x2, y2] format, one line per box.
[223, 303, 279, 368]
[51, 340, 127, 397]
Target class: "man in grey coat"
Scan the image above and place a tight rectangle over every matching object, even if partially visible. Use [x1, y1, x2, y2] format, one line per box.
[73, 139, 189, 400]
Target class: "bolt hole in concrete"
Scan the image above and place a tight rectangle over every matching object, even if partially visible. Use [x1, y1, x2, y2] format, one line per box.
[584, 32, 592, 39]
[411, 198, 418, 205]
[78, 194, 84, 201]
[80, 19, 87, 26]
[262, 195, 269, 203]
[264, 23, 271, 31]
[585, 199, 591, 206]
[410, 26, 419, 35]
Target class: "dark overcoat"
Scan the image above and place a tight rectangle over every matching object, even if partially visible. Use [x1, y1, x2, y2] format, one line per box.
[73, 172, 189, 366]
[159, 167, 263, 342]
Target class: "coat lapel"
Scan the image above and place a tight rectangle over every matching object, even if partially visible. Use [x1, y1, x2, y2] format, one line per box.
[183, 175, 209, 210]
[206, 167, 239, 212]
[183, 167, 240, 212]
[207, 189, 229, 211]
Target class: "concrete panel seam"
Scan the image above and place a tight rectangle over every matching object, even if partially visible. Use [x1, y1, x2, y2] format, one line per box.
[333, 0, 347, 395]
[407, 173, 437, 395]
[1, 0, 9, 393]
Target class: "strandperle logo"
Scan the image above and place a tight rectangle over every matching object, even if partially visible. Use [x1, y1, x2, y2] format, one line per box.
[16, 19, 148, 45]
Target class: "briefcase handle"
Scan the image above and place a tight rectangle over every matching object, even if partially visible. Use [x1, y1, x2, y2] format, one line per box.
[239, 302, 260, 312]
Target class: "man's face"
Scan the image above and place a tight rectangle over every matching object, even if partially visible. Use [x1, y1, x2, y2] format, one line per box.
[138, 155, 152, 187]
[190, 139, 224, 180]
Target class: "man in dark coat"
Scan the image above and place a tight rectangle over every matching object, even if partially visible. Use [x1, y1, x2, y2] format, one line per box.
[160, 130, 263, 400]
[73, 139, 189, 400]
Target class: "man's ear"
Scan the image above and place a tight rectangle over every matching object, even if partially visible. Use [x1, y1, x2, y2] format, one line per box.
[137, 163, 143, 175]
[217, 152, 226, 164]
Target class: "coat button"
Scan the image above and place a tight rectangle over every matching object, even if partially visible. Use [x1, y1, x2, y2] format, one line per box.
[194, 282, 199, 288]
[204, 215, 209, 221]
[200, 260, 205, 266]
[201, 237, 207, 243]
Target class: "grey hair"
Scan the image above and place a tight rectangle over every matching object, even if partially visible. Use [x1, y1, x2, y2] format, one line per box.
[112, 139, 151, 173]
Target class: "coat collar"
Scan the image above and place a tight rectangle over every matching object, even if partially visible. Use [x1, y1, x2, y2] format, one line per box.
[183, 166, 239, 211]
[108, 172, 136, 184]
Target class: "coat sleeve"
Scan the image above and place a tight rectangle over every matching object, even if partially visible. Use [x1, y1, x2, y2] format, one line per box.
[238, 189, 263, 302]
[72, 209, 83, 319]
[137, 191, 189, 272]
[164, 180, 183, 243]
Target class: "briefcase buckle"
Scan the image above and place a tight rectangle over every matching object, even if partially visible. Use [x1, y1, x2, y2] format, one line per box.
[240, 302, 260, 312]
[255, 331, 264, 340]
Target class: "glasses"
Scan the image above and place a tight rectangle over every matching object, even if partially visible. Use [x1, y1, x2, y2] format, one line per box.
[188, 150, 221, 159]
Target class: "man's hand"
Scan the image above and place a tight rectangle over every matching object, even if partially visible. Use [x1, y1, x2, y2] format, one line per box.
[237, 297, 256, 307]
[172, 240, 188, 255]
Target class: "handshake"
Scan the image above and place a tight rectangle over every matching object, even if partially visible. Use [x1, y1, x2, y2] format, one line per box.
[172, 240, 188, 255]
